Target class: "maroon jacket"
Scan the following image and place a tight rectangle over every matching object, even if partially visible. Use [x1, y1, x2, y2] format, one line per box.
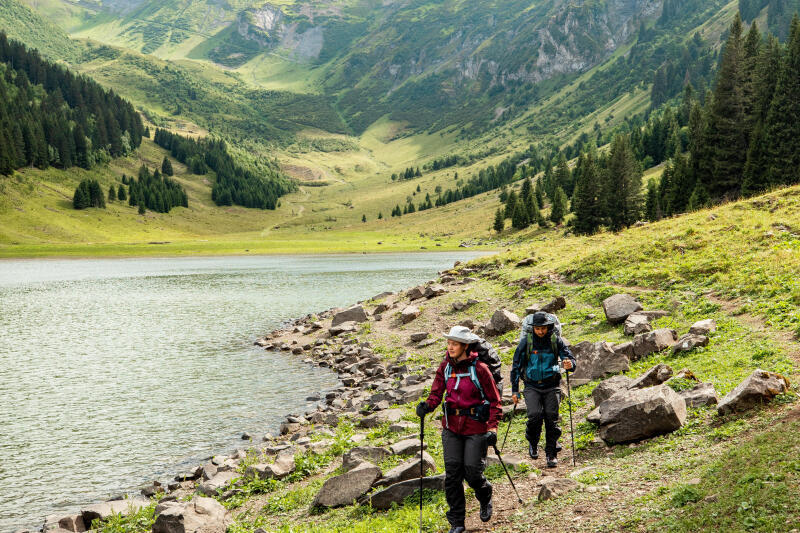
[425, 351, 502, 435]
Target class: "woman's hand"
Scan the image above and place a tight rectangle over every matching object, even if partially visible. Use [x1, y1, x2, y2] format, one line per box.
[511, 393, 519, 405]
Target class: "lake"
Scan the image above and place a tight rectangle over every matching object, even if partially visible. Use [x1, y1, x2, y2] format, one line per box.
[0, 252, 483, 531]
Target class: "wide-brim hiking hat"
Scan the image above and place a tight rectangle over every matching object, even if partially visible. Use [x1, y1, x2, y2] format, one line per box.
[443, 325, 480, 344]
[529, 311, 555, 327]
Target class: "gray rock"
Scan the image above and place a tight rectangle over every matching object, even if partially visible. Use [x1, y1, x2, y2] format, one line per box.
[417, 338, 437, 348]
[452, 299, 479, 311]
[717, 369, 790, 415]
[201, 462, 217, 481]
[632, 328, 677, 359]
[407, 286, 426, 301]
[623, 313, 653, 336]
[342, 447, 392, 472]
[526, 296, 567, 315]
[423, 285, 447, 298]
[612, 341, 634, 359]
[485, 309, 521, 336]
[397, 383, 428, 404]
[375, 452, 436, 487]
[538, 478, 580, 501]
[359, 408, 406, 428]
[312, 462, 382, 508]
[245, 454, 295, 480]
[329, 321, 358, 336]
[598, 384, 687, 444]
[389, 421, 417, 433]
[486, 450, 526, 469]
[362, 475, 446, 510]
[373, 303, 391, 315]
[400, 306, 421, 324]
[586, 406, 602, 424]
[389, 438, 427, 456]
[409, 332, 429, 342]
[459, 318, 476, 329]
[672, 334, 710, 354]
[689, 319, 717, 336]
[81, 498, 149, 525]
[43, 515, 85, 533]
[332, 305, 368, 326]
[679, 382, 719, 408]
[592, 375, 633, 407]
[196, 471, 239, 496]
[628, 363, 673, 389]
[602, 294, 643, 324]
[570, 341, 630, 386]
[152, 497, 228, 533]
[175, 465, 203, 482]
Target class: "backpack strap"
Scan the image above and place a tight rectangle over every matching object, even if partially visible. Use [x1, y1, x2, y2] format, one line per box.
[445, 360, 486, 402]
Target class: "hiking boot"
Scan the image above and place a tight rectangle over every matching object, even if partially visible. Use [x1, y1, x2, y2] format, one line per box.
[556, 442, 562, 452]
[528, 443, 539, 460]
[448, 527, 466, 533]
[480, 485, 493, 522]
[546, 456, 558, 468]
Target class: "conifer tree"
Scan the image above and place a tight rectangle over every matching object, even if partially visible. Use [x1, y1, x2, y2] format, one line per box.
[645, 180, 661, 221]
[605, 134, 644, 231]
[378, 212, 383, 220]
[535, 179, 545, 208]
[73, 183, 89, 209]
[493, 208, 505, 233]
[571, 152, 604, 235]
[161, 156, 174, 176]
[511, 201, 527, 230]
[550, 187, 568, 225]
[504, 190, 518, 219]
[555, 153, 573, 196]
[362, 214, 367, 222]
[117, 184, 126, 202]
[108, 184, 116, 202]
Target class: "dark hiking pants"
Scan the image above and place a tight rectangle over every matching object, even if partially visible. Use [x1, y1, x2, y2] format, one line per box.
[523, 384, 562, 457]
[442, 428, 492, 528]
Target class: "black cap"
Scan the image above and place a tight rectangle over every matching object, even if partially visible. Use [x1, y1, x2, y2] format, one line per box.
[530, 312, 555, 327]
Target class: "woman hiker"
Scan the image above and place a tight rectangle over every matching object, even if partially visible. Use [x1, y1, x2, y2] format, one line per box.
[510, 311, 576, 468]
[416, 325, 502, 533]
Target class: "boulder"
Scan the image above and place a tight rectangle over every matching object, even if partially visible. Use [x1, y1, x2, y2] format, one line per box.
[359, 408, 405, 428]
[400, 306, 421, 324]
[375, 452, 436, 487]
[538, 478, 580, 501]
[407, 286, 426, 301]
[312, 462, 382, 508]
[452, 299, 479, 311]
[672, 334, 710, 354]
[602, 294, 643, 324]
[632, 328, 677, 359]
[569, 341, 630, 386]
[689, 319, 717, 336]
[196, 471, 239, 496]
[342, 447, 391, 472]
[397, 383, 428, 404]
[423, 285, 447, 298]
[485, 309, 521, 336]
[486, 450, 527, 469]
[409, 332, 429, 342]
[152, 497, 228, 533]
[612, 341, 634, 359]
[598, 384, 686, 444]
[417, 339, 437, 348]
[526, 296, 567, 315]
[592, 375, 633, 407]
[373, 303, 391, 315]
[389, 438, 427, 456]
[332, 306, 368, 326]
[388, 421, 417, 433]
[43, 515, 85, 533]
[329, 321, 358, 336]
[361, 474, 446, 510]
[623, 313, 652, 336]
[586, 406, 602, 424]
[81, 498, 149, 525]
[245, 454, 295, 480]
[679, 382, 719, 408]
[515, 257, 536, 267]
[717, 369, 790, 415]
[628, 363, 673, 389]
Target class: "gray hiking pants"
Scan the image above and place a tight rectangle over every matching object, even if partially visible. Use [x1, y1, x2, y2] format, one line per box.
[523, 384, 562, 457]
[442, 428, 492, 528]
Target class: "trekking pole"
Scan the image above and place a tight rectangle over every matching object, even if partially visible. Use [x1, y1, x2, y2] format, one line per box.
[492, 445, 524, 504]
[500, 401, 517, 453]
[566, 371, 577, 467]
[419, 412, 424, 533]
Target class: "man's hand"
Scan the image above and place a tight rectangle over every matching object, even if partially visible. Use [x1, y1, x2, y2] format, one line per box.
[561, 359, 574, 371]
[511, 393, 520, 405]
[416, 401, 431, 418]
[485, 431, 497, 448]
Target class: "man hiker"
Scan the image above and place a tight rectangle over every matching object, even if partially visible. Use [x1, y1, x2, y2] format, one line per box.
[510, 311, 576, 468]
[416, 326, 502, 533]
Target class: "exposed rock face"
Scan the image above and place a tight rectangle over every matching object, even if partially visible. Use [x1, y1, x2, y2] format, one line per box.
[717, 370, 790, 415]
[679, 382, 719, 408]
[538, 478, 580, 501]
[672, 334, 709, 354]
[400, 306, 421, 324]
[632, 328, 677, 359]
[407, 286, 426, 300]
[570, 341, 630, 386]
[312, 462, 382, 508]
[628, 363, 673, 390]
[332, 305, 368, 326]
[592, 375, 633, 406]
[389, 438, 426, 456]
[152, 497, 229, 533]
[485, 309, 521, 336]
[397, 383, 428, 403]
[623, 313, 652, 336]
[374, 452, 436, 487]
[597, 384, 687, 444]
[361, 475, 446, 510]
[602, 294, 643, 324]
[689, 319, 717, 336]
[342, 447, 391, 472]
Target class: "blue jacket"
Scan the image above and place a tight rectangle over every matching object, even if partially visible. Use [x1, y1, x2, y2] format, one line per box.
[510, 331, 576, 393]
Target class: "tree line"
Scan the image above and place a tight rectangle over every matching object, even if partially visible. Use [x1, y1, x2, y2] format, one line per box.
[391, 167, 422, 181]
[153, 128, 294, 210]
[0, 32, 143, 176]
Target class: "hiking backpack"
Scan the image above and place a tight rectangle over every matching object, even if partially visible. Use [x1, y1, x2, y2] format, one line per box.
[443, 336, 503, 398]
